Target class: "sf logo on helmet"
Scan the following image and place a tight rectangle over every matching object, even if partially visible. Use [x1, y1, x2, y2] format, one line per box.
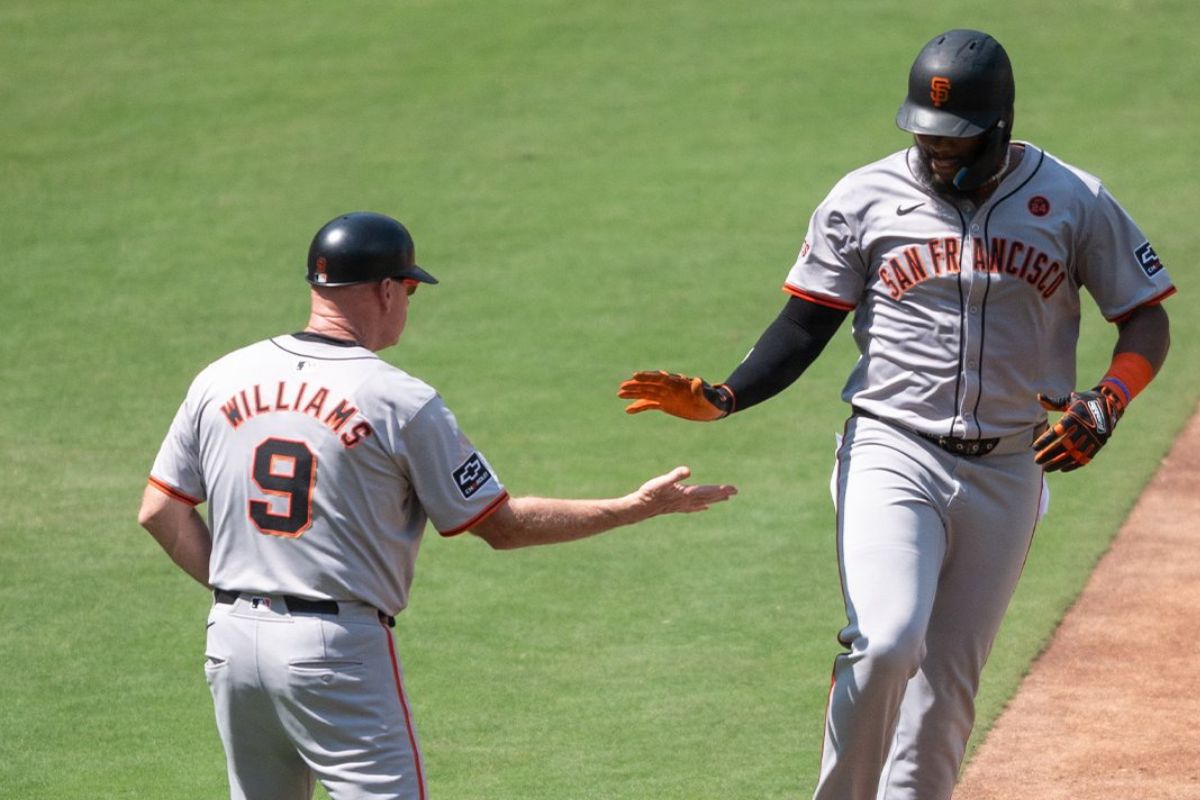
[930, 76, 951, 107]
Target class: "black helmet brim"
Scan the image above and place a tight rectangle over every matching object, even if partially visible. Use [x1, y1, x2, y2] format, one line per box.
[406, 264, 439, 285]
[895, 102, 999, 138]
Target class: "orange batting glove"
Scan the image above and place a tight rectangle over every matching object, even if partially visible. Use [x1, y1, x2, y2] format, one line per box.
[617, 371, 734, 421]
[1032, 386, 1125, 472]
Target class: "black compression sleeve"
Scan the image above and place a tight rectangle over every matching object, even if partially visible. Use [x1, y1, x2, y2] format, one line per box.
[721, 296, 848, 413]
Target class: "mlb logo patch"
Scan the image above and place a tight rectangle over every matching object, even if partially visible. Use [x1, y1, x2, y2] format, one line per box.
[453, 453, 493, 499]
[1134, 241, 1163, 277]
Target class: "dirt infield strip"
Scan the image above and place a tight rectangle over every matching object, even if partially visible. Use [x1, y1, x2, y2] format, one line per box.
[955, 404, 1200, 799]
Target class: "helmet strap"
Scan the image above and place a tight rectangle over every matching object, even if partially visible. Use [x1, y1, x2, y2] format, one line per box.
[949, 117, 1012, 193]
[953, 141, 1010, 192]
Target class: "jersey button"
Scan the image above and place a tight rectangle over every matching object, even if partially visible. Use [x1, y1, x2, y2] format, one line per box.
[969, 305, 979, 314]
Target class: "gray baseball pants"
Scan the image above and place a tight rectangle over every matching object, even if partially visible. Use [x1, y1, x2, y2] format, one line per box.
[204, 594, 426, 800]
[814, 414, 1045, 800]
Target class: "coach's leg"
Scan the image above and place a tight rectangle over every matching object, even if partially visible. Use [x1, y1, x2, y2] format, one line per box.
[876, 451, 1043, 800]
[206, 601, 316, 800]
[813, 419, 948, 800]
[273, 608, 428, 800]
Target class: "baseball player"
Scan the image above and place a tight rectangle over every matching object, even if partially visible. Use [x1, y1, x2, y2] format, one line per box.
[137, 211, 737, 800]
[618, 30, 1173, 800]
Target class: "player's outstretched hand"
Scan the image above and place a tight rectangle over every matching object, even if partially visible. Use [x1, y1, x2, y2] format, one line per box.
[1033, 387, 1125, 472]
[618, 370, 733, 421]
[633, 466, 737, 517]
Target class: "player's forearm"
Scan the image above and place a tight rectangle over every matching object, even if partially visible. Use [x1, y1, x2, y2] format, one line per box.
[1096, 303, 1170, 407]
[1112, 303, 1169, 373]
[722, 296, 847, 412]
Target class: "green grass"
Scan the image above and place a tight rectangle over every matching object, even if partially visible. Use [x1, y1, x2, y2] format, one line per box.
[1, 1, 1196, 797]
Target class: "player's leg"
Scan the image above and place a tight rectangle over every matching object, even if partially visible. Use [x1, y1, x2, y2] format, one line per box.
[269, 605, 428, 800]
[875, 450, 1043, 800]
[813, 417, 951, 800]
[206, 600, 316, 800]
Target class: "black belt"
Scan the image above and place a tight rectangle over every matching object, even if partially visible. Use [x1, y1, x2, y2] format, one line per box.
[214, 589, 395, 627]
[853, 407, 1000, 457]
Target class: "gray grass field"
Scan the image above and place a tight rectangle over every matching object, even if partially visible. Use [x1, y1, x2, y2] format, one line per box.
[2, 2, 1196, 797]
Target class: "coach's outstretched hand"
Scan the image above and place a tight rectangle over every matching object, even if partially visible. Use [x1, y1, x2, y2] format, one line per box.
[618, 371, 733, 421]
[634, 466, 737, 517]
[1033, 386, 1125, 472]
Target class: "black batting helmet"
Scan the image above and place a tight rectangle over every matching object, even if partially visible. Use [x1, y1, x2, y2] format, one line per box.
[306, 212, 438, 287]
[896, 30, 1015, 192]
[896, 29, 1014, 138]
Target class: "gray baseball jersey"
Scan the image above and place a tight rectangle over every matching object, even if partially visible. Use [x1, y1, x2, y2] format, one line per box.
[785, 142, 1175, 438]
[150, 332, 508, 616]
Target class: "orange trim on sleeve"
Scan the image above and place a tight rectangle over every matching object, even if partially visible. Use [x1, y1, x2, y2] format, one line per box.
[1107, 286, 1176, 323]
[782, 284, 857, 312]
[440, 491, 511, 537]
[147, 476, 202, 507]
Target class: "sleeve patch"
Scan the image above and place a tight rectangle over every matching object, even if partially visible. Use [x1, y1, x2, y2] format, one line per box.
[1135, 241, 1163, 277]
[452, 453, 493, 499]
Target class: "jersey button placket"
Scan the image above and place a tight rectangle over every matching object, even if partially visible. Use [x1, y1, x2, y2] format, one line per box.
[958, 236, 988, 438]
